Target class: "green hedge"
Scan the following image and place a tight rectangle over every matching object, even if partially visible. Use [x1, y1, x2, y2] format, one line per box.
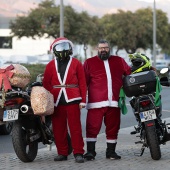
[22, 64, 46, 84]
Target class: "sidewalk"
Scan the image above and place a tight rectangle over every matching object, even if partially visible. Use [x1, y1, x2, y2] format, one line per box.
[1, 126, 170, 170]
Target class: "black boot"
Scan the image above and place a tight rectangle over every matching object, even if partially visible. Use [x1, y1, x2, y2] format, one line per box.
[84, 142, 96, 161]
[106, 143, 121, 160]
[74, 154, 84, 163]
[54, 155, 67, 161]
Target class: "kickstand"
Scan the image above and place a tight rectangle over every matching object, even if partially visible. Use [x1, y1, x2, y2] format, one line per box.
[140, 146, 145, 156]
[47, 144, 52, 151]
[134, 145, 145, 157]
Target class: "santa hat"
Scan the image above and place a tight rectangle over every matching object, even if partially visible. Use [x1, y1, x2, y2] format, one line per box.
[50, 37, 74, 52]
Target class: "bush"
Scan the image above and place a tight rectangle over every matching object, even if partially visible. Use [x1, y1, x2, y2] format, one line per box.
[22, 64, 46, 84]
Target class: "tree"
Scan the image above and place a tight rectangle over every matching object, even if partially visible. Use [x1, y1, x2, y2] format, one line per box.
[10, 0, 60, 38]
[135, 8, 170, 55]
[156, 9, 170, 55]
[9, 0, 99, 47]
[100, 10, 142, 54]
[99, 8, 170, 55]
[67, 11, 99, 59]
[10, 1, 170, 56]
[161, 24, 170, 55]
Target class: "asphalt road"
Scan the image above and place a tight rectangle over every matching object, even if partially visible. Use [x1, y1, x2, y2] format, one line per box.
[0, 87, 170, 154]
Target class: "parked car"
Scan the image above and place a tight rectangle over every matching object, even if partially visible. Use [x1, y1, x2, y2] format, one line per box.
[156, 60, 170, 71]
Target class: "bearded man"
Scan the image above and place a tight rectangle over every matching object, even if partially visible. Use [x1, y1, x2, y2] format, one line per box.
[83, 39, 131, 161]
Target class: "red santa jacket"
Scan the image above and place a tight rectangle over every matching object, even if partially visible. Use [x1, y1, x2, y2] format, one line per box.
[83, 55, 131, 109]
[43, 58, 87, 107]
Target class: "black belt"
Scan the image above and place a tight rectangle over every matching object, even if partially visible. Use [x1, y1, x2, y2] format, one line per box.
[53, 84, 78, 88]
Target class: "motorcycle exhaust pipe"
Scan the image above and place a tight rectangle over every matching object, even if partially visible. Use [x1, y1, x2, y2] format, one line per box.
[20, 105, 34, 114]
[20, 105, 29, 113]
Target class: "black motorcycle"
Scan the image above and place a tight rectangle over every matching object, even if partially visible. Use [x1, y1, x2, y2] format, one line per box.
[123, 68, 170, 160]
[1, 79, 72, 162]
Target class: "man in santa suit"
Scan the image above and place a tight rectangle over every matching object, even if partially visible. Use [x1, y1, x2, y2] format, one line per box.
[83, 39, 131, 160]
[43, 37, 86, 163]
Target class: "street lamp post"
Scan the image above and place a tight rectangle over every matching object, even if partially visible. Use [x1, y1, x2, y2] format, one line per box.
[153, 0, 156, 67]
[60, 0, 64, 37]
[138, 0, 157, 67]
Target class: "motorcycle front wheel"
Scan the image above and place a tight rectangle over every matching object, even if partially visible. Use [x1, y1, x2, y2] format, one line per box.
[11, 121, 38, 162]
[145, 125, 161, 160]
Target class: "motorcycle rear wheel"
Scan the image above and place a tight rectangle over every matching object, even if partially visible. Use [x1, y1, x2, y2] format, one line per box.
[11, 121, 38, 162]
[146, 125, 161, 160]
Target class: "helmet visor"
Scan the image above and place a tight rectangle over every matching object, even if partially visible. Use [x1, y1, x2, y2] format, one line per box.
[54, 42, 70, 52]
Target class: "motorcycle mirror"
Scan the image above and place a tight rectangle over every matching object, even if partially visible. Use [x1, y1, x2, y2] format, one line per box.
[160, 68, 168, 74]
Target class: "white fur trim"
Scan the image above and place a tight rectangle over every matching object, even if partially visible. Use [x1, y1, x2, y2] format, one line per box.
[106, 139, 117, 143]
[104, 60, 113, 102]
[86, 138, 97, 142]
[53, 57, 83, 106]
[54, 59, 62, 84]
[86, 101, 118, 109]
[54, 89, 63, 107]
[62, 57, 72, 84]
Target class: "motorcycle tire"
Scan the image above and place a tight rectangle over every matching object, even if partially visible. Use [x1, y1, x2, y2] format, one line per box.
[0, 122, 13, 135]
[145, 125, 161, 160]
[11, 121, 38, 162]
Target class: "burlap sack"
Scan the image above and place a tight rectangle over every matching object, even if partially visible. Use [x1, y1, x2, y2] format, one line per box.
[1, 64, 31, 88]
[31, 86, 54, 116]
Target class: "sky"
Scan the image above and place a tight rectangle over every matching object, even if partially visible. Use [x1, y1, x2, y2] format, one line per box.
[54, 0, 170, 19]
[1, 0, 170, 21]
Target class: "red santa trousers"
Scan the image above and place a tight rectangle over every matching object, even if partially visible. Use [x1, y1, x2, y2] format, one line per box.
[86, 107, 121, 141]
[51, 104, 84, 155]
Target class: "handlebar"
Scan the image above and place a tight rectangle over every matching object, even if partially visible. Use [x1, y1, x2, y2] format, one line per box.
[36, 73, 44, 83]
[160, 77, 170, 87]
[0, 88, 30, 98]
[159, 68, 170, 87]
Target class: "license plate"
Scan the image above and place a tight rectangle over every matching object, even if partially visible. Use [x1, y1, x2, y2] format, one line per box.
[140, 109, 156, 122]
[3, 109, 19, 121]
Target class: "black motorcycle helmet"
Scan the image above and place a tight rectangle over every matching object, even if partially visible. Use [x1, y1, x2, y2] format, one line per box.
[53, 42, 73, 60]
